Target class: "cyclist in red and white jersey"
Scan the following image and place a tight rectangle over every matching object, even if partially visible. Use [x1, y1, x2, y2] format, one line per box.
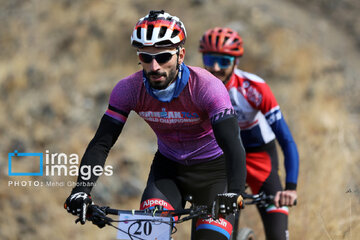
[64, 11, 247, 240]
[199, 27, 299, 240]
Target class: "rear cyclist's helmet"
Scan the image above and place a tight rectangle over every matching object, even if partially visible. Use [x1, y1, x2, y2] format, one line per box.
[199, 27, 243, 57]
[131, 10, 187, 48]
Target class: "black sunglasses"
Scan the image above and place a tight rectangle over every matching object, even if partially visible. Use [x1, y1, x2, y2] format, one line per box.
[137, 50, 178, 64]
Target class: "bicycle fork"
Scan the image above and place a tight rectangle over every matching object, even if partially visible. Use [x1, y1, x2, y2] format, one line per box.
[231, 211, 241, 240]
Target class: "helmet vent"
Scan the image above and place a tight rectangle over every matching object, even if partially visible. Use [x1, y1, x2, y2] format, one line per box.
[215, 36, 220, 46]
[147, 24, 154, 40]
[199, 27, 243, 56]
[156, 40, 173, 46]
[131, 11, 186, 48]
[171, 29, 180, 38]
[136, 27, 141, 39]
[159, 26, 167, 38]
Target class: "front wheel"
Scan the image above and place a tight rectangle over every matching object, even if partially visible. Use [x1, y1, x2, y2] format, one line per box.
[236, 227, 256, 240]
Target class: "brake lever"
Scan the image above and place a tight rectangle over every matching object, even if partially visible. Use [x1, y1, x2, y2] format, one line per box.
[87, 205, 113, 228]
[75, 202, 88, 225]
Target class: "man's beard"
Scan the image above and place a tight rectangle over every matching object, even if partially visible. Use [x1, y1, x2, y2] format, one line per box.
[210, 70, 231, 84]
[210, 70, 226, 79]
[209, 64, 235, 85]
[145, 67, 178, 90]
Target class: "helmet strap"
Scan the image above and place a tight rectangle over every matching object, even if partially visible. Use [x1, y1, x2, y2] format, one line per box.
[176, 46, 181, 70]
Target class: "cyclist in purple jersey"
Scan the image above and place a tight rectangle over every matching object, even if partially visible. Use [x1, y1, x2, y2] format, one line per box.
[107, 66, 234, 163]
[199, 27, 299, 240]
[64, 11, 246, 240]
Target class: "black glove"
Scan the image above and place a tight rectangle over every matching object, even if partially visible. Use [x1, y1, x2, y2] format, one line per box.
[64, 192, 92, 224]
[214, 193, 243, 219]
[86, 205, 108, 228]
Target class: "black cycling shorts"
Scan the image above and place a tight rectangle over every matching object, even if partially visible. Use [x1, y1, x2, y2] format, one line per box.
[140, 151, 234, 240]
[246, 141, 289, 240]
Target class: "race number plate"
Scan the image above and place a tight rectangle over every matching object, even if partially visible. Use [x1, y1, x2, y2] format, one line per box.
[116, 213, 172, 240]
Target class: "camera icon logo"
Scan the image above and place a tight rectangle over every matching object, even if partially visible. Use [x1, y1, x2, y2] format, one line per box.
[8, 150, 43, 176]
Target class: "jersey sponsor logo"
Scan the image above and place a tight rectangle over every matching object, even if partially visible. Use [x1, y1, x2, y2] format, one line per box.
[266, 111, 282, 125]
[197, 218, 228, 228]
[247, 86, 262, 107]
[237, 81, 262, 107]
[160, 108, 168, 118]
[196, 217, 233, 238]
[265, 106, 282, 125]
[211, 108, 235, 123]
[243, 80, 250, 88]
[141, 198, 169, 209]
[139, 108, 200, 124]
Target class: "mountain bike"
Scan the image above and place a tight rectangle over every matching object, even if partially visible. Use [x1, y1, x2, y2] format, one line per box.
[76, 196, 224, 240]
[75, 193, 294, 239]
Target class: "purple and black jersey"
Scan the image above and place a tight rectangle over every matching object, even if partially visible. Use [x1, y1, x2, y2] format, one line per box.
[105, 66, 234, 164]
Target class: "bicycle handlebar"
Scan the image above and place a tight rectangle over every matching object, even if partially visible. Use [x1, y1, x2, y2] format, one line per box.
[242, 192, 274, 208]
[242, 192, 297, 208]
[76, 203, 214, 229]
[76, 192, 297, 226]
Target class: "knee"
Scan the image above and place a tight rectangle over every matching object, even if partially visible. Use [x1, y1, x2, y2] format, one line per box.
[263, 208, 289, 240]
[195, 218, 232, 240]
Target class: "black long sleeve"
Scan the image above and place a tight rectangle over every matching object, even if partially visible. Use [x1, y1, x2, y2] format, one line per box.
[212, 116, 246, 194]
[71, 114, 124, 194]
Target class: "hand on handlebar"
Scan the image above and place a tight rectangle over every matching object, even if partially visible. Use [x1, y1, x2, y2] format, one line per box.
[274, 190, 297, 208]
[213, 193, 244, 219]
[64, 192, 92, 224]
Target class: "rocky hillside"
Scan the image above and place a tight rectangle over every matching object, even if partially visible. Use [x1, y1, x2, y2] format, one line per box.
[1, 0, 359, 239]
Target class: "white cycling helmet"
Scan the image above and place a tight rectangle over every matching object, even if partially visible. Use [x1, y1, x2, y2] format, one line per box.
[131, 10, 187, 48]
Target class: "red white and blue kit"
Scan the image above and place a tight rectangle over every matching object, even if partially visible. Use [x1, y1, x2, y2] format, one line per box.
[198, 25, 298, 240]
[226, 68, 299, 238]
[225, 68, 299, 193]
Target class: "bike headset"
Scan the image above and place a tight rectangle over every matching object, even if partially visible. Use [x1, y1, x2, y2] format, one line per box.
[131, 10, 187, 70]
[199, 27, 244, 68]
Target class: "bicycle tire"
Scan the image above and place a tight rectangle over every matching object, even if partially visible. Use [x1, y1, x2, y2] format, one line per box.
[236, 227, 256, 240]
